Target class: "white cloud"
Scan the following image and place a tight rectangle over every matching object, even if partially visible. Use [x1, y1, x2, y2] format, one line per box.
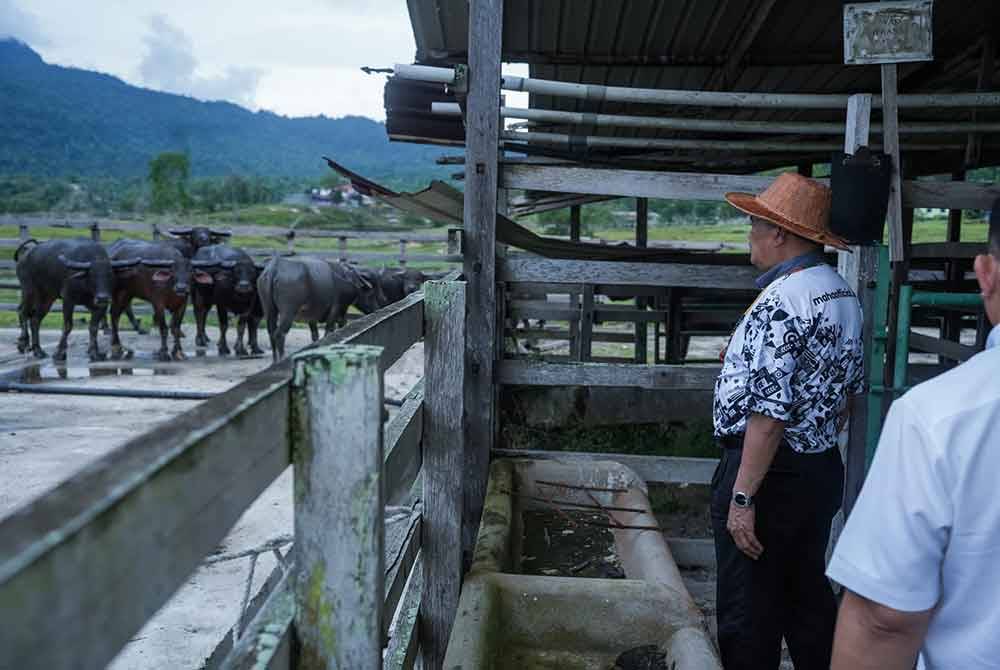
[0, 0, 48, 45]
[6, 1, 420, 120]
[138, 13, 262, 109]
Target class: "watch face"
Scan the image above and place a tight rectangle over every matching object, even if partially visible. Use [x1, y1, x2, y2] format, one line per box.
[734, 492, 751, 507]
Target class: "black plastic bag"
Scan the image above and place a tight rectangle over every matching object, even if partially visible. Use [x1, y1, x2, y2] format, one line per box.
[830, 146, 892, 245]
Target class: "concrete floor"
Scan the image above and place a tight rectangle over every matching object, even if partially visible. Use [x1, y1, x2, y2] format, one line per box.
[0, 325, 424, 669]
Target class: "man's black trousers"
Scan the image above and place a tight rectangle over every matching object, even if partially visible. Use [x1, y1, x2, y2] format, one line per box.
[710, 442, 844, 670]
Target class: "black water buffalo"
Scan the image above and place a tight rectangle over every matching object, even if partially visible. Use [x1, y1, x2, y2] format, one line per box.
[15, 238, 137, 361]
[376, 267, 431, 305]
[166, 226, 231, 257]
[258, 257, 385, 361]
[107, 239, 196, 361]
[191, 244, 263, 357]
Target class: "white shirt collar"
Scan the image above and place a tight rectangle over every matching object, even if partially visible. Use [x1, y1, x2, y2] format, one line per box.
[988, 324, 1000, 350]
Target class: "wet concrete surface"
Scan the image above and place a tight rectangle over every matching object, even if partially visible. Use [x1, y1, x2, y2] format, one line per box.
[0, 325, 424, 669]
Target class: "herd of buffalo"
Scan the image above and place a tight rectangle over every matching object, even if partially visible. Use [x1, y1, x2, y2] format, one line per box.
[13, 226, 435, 363]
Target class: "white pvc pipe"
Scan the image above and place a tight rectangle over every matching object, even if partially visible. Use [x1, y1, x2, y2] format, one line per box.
[502, 130, 967, 153]
[398, 63, 1000, 110]
[432, 102, 1000, 135]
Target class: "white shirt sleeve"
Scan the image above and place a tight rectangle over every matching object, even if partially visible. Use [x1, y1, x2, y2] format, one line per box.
[827, 395, 952, 612]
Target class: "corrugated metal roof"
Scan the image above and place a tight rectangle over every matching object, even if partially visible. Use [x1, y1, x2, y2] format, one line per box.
[395, 0, 1000, 175]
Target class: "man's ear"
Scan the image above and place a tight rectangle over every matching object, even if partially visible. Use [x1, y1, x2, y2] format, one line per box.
[974, 253, 998, 297]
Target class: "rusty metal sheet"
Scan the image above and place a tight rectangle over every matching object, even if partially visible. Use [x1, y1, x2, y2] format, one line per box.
[844, 0, 933, 65]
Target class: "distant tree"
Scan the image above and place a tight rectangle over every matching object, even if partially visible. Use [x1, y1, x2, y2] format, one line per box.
[149, 152, 191, 212]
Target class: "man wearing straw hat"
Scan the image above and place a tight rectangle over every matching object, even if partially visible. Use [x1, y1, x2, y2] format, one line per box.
[711, 172, 863, 670]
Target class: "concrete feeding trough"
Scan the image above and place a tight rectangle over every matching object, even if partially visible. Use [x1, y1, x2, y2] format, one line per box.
[445, 458, 721, 669]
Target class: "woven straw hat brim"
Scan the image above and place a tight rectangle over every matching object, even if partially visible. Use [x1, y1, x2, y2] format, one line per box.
[725, 191, 851, 252]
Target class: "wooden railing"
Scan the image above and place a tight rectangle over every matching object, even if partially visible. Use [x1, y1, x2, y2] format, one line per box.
[0, 276, 450, 669]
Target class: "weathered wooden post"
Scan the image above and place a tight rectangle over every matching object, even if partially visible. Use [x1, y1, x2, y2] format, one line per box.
[634, 197, 649, 363]
[338, 236, 348, 263]
[569, 204, 582, 359]
[18, 222, 29, 241]
[399, 238, 408, 267]
[90, 221, 101, 243]
[290, 344, 385, 669]
[422, 280, 466, 670]
[151, 222, 161, 241]
[286, 229, 296, 254]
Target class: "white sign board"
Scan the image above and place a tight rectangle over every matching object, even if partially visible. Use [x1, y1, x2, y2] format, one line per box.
[844, 0, 933, 65]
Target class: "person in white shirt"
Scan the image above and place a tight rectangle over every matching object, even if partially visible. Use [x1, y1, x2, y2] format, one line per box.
[827, 202, 1000, 670]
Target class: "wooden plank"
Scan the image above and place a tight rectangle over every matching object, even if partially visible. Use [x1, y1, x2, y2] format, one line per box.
[291, 344, 384, 669]
[0, 364, 291, 670]
[911, 242, 983, 259]
[500, 385, 713, 428]
[569, 204, 582, 358]
[635, 198, 648, 363]
[384, 553, 422, 670]
[384, 382, 424, 507]
[219, 568, 294, 670]
[382, 516, 421, 642]
[501, 164, 999, 210]
[845, 94, 872, 153]
[498, 257, 759, 290]
[881, 64, 906, 262]
[492, 449, 717, 485]
[421, 280, 467, 670]
[579, 285, 595, 362]
[498, 360, 720, 390]
[909, 331, 980, 362]
[315, 289, 424, 375]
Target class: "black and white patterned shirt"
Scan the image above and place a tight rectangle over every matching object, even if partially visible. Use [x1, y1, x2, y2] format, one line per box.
[713, 262, 864, 453]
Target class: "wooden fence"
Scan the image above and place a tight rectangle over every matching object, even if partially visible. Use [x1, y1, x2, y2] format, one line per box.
[0, 283, 433, 669]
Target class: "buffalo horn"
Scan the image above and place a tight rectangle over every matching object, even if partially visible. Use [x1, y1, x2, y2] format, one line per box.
[167, 227, 194, 236]
[110, 257, 142, 269]
[190, 260, 219, 268]
[209, 229, 232, 237]
[58, 254, 92, 270]
[219, 260, 237, 269]
[140, 258, 174, 268]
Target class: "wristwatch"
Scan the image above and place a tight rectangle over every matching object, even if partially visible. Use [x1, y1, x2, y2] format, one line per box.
[732, 491, 754, 508]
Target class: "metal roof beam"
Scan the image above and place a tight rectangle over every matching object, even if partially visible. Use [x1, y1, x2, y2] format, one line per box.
[707, 0, 780, 91]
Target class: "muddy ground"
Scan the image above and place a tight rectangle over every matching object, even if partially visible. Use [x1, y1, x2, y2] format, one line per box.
[0, 324, 423, 669]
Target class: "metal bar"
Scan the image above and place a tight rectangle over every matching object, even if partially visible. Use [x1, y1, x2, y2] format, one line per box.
[0, 382, 214, 400]
[433, 102, 1000, 135]
[911, 291, 983, 307]
[396, 63, 1000, 109]
[893, 285, 914, 397]
[865, 246, 891, 470]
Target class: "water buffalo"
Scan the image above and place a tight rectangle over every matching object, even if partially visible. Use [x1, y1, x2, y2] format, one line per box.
[166, 226, 231, 257]
[258, 257, 385, 362]
[376, 267, 431, 305]
[15, 238, 137, 361]
[191, 244, 263, 357]
[107, 239, 196, 361]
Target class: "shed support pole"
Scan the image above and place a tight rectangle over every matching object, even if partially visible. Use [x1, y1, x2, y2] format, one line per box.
[839, 93, 878, 522]
[462, 0, 502, 572]
[944, 170, 965, 348]
[422, 281, 467, 670]
[569, 204, 582, 359]
[291, 344, 385, 670]
[634, 197, 648, 363]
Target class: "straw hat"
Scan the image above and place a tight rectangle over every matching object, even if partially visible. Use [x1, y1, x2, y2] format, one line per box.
[725, 173, 850, 251]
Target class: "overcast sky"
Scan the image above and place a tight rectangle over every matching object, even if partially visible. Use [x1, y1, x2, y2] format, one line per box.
[0, 0, 420, 120]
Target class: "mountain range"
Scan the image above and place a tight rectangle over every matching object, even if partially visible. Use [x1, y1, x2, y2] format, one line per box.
[0, 39, 447, 185]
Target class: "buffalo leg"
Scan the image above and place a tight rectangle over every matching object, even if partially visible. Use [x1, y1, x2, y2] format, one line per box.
[154, 308, 171, 361]
[109, 300, 133, 360]
[126, 305, 147, 334]
[88, 304, 107, 361]
[234, 316, 249, 357]
[266, 306, 280, 363]
[248, 315, 264, 355]
[27, 295, 54, 358]
[54, 300, 75, 361]
[309, 322, 320, 342]
[170, 307, 186, 360]
[274, 310, 297, 361]
[194, 297, 210, 348]
[16, 296, 30, 353]
[217, 306, 231, 356]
